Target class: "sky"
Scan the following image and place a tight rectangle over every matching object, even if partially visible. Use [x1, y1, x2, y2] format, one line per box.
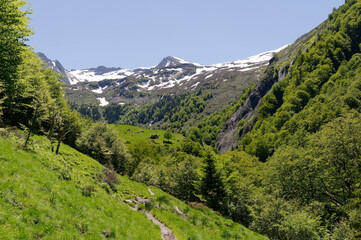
[27, 0, 345, 70]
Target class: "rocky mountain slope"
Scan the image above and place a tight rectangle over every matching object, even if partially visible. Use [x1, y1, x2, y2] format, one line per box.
[37, 53, 78, 85]
[217, 24, 326, 153]
[40, 47, 287, 116]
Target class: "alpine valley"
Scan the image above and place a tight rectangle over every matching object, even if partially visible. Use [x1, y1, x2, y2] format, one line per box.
[1, 0, 361, 240]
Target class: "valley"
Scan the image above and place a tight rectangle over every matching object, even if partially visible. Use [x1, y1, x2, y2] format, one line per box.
[1, 0, 361, 239]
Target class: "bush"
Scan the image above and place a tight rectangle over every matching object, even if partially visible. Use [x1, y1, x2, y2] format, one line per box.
[98, 165, 119, 185]
[76, 122, 128, 173]
[82, 186, 96, 197]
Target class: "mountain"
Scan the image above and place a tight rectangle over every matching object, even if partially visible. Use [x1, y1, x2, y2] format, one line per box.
[37, 52, 78, 85]
[68, 67, 133, 84]
[154, 56, 200, 69]
[41, 48, 285, 113]
[4, 1, 361, 239]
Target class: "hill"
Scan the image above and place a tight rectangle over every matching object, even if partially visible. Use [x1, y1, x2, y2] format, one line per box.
[0, 130, 267, 240]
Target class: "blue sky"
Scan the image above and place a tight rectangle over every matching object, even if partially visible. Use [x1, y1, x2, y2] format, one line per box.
[27, 0, 344, 70]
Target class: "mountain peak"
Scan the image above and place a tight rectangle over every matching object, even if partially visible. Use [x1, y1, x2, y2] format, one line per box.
[155, 56, 193, 69]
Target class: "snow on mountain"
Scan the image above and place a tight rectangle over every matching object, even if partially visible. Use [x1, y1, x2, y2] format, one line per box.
[37, 52, 78, 85]
[69, 67, 133, 84]
[40, 45, 289, 92]
[66, 56, 200, 85]
[91, 86, 108, 94]
[97, 97, 109, 106]
[155, 56, 200, 69]
[135, 46, 288, 91]
[213, 45, 289, 69]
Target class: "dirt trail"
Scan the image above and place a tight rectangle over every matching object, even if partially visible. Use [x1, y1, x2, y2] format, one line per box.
[148, 187, 155, 195]
[141, 210, 178, 240]
[125, 189, 178, 240]
[174, 206, 185, 218]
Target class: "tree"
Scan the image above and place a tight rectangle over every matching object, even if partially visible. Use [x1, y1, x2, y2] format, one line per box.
[23, 88, 49, 148]
[41, 68, 66, 152]
[170, 154, 202, 201]
[0, 0, 32, 125]
[76, 122, 128, 173]
[310, 115, 361, 205]
[0, 82, 5, 125]
[164, 129, 172, 142]
[54, 107, 81, 155]
[197, 149, 226, 211]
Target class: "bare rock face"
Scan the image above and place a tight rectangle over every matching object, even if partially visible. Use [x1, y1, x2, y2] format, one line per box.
[155, 56, 191, 69]
[37, 52, 72, 84]
[216, 66, 279, 153]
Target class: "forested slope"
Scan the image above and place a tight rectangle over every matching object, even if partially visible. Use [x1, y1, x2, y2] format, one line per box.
[210, 0, 361, 238]
[0, 1, 267, 239]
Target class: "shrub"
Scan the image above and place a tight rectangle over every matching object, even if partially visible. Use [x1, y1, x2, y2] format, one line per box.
[82, 186, 96, 197]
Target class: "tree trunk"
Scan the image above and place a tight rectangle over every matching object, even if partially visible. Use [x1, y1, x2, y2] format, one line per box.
[24, 107, 38, 148]
[55, 140, 61, 155]
[24, 129, 32, 148]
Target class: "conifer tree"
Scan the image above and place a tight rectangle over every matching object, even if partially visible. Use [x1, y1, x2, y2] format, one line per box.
[197, 149, 226, 211]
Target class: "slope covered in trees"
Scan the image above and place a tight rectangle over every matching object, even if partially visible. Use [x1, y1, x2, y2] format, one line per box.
[3, 0, 361, 239]
[211, 0, 361, 238]
[0, 1, 267, 239]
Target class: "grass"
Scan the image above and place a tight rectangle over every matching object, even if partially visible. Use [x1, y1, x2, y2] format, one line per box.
[0, 132, 161, 240]
[110, 124, 184, 148]
[0, 129, 267, 240]
[147, 188, 267, 240]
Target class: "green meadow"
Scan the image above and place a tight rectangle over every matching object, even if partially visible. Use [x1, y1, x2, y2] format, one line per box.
[0, 131, 266, 240]
[111, 124, 184, 147]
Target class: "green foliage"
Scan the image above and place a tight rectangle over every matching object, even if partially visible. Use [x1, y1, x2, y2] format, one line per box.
[70, 103, 102, 121]
[197, 84, 254, 146]
[127, 140, 161, 176]
[196, 149, 226, 211]
[249, 115, 361, 238]
[0, 82, 4, 124]
[0, 130, 266, 240]
[0, 0, 32, 120]
[164, 128, 172, 141]
[3, 1, 361, 239]
[98, 90, 212, 128]
[227, 3, 361, 238]
[0, 132, 163, 239]
[76, 122, 128, 173]
[219, 151, 259, 226]
[241, 1, 361, 162]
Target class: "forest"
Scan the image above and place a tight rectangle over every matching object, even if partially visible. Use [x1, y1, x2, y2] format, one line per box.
[1, 0, 361, 239]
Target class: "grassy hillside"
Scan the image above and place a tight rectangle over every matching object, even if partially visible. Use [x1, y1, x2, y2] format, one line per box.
[111, 124, 184, 148]
[0, 129, 267, 240]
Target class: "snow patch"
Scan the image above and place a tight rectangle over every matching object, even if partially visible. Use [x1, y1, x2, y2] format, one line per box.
[97, 97, 109, 106]
[191, 82, 200, 89]
[91, 86, 108, 94]
[205, 74, 213, 79]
